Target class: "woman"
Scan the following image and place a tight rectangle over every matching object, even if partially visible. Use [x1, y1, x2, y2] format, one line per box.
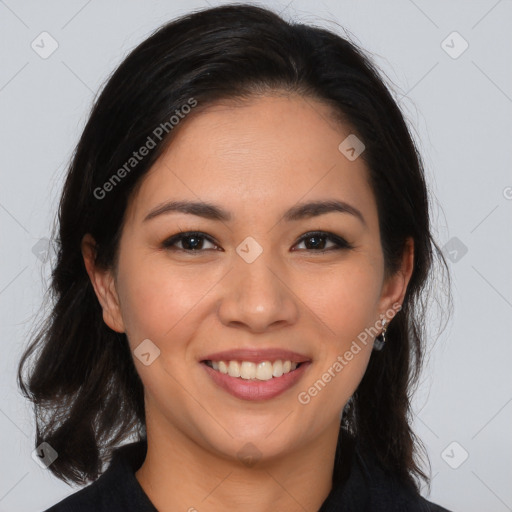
[18, 4, 453, 511]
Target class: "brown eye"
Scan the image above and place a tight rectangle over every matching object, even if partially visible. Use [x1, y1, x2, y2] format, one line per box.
[161, 230, 353, 254]
[162, 232, 218, 252]
[293, 231, 353, 252]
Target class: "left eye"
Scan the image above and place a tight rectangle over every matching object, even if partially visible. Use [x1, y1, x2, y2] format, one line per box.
[293, 231, 352, 252]
[161, 231, 353, 253]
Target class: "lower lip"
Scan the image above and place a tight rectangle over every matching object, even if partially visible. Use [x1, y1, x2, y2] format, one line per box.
[201, 362, 311, 401]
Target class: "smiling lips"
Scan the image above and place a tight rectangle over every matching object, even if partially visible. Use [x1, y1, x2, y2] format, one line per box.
[200, 348, 311, 400]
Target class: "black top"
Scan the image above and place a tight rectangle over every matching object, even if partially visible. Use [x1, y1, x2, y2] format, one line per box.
[43, 431, 452, 512]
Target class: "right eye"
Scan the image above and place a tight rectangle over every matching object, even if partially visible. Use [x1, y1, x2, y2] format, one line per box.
[161, 231, 220, 253]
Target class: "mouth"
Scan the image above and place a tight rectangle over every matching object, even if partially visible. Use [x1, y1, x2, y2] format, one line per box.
[200, 357, 311, 401]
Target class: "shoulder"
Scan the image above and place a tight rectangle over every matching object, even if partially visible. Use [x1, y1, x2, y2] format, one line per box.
[42, 475, 114, 512]
[41, 440, 156, 512]
[392, 480, 453, 512]
[42, 484, 102, 512]
[321, 431, 454, 512]
[398, 488, 453, 512]
[357, 445, 453, 512]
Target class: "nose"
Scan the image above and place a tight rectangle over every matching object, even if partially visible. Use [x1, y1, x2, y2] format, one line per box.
[216, 246, 299, 333]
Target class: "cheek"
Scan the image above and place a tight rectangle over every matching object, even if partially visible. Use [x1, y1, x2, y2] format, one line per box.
[304, 261, 382, 346]
[115, 253, 220, 344]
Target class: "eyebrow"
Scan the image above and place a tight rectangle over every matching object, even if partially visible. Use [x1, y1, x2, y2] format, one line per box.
[143, 199, 366, 226]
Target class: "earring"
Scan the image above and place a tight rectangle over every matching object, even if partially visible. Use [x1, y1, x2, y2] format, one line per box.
[373, 318, 388, 351]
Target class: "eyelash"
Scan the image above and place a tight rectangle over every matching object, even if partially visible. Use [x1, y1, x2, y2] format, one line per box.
[161, 230, 354, 254]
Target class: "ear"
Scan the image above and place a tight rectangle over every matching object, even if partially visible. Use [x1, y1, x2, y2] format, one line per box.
[377, 237, 414, 316]
[81, 233, 125, 333]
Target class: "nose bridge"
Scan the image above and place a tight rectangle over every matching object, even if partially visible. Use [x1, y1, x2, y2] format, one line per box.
[217, 234, 298, 330]
[234, 235, 284, 304]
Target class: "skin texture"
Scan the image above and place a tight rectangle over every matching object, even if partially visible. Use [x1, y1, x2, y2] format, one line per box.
[82, 93, 414, 512]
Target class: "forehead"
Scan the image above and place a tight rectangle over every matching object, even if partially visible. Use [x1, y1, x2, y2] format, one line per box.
[125, 94, 377, 228]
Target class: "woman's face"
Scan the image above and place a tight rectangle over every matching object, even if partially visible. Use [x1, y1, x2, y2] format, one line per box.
[85, 93, 412, 464]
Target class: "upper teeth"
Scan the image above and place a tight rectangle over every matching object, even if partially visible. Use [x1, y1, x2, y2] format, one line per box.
[208, 360, 299, 380]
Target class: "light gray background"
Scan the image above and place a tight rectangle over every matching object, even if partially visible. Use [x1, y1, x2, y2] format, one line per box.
[1, 1, 511, 511]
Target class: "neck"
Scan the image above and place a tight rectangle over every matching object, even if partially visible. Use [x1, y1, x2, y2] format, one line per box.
[135, 415, 340, 512]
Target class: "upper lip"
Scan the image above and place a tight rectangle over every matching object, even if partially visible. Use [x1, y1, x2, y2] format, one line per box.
[200, 348, 311, 364]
